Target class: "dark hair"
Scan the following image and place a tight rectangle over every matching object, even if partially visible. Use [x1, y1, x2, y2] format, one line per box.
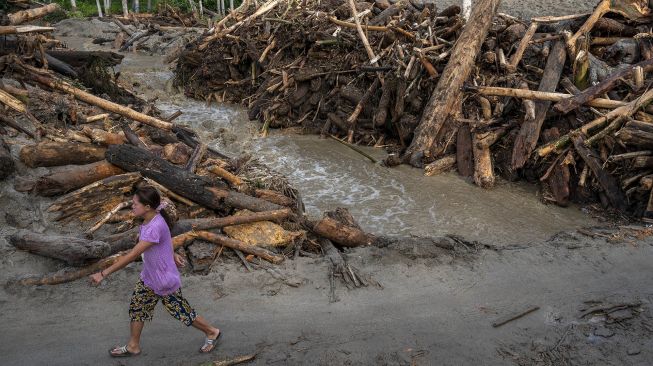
[134, 186, 174, 229]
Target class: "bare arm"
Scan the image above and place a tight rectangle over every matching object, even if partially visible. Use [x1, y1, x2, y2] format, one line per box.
[90, 240, 154, 285]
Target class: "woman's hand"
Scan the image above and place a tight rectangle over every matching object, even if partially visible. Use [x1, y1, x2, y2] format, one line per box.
[174, 253, 186, 268]
[89, 272, 104, 286]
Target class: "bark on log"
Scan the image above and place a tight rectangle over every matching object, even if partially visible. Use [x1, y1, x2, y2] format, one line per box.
[20, 141, 106, 168]
[254, 189, 294, 207]
[553, 57, 653, 114]
[542, 128, 570, 206]
[313, 216, 374, 247]
[106, 144, 282, 212]
[8, 4, 61, 25]
[82, 127, 127, 146]
[9, 230, 112, 266]
[0, 26, 55, 35]
[186, 208, 292, 230]
[404, 0, 500, 165]
[572, 134, 628, 211]
[0, 137, 15, 181]
[194, 230, 284, 264]
[470, 85, 627, 109]
[28, 160, 124, 196]
[511, 40, 566, 169]
[47, 172, 142, 222]
[424, 154, 456, 176]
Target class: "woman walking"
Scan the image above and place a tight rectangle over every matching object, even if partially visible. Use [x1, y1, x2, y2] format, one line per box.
[90, 186, 221, 357]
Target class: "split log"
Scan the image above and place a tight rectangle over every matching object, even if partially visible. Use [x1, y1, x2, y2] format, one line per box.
[553, 57, 653, 114]
[106, 144, 282, 212]
[456, 124, 474, 177]
[186, 208, 292, 230]
[26, 73, 174, 130]
[20, 141, 106, 168]
[47, 172, 142, 222]
[313, 209, 375, 247]
[0, 137, 15, 181]
[424, 154, 456, 176]
[572, 134, 627, 211]
[8, 230, 112, 266]
[25, 160, 124, 196]
[404, 0, 500, 165]
[0, 88, 27, 114]
[7, 3, 60, 25]
[511, 40, 566, 169]
[193, 231, 284, 264]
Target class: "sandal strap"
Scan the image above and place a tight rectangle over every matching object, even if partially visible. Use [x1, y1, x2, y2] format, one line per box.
[115, 345, 128, 354]
[205, 338, 214, 345]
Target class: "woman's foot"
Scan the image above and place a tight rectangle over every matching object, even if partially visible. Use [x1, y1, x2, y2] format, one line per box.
[109, 344, 141, 357]
[199, 328, 221, 353]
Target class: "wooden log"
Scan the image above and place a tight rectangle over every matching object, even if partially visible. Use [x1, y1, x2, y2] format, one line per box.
[27, 160, 125, 196]
[572, 134, 628, 211]
[374, 77, 394, 127]
[20, 141, 106, 168]
[470, 86, 626, 109]
[347, 78, 380, 143]
[456, 124, 474, 177]
[0, 115, 34, 138]
[0, 137, 15, 181]
[43, 50, 124, 68]
[511, 40, 566, 169]
[207, 165, 245, 188]
[633, 156, 653, 168]
[424, 154, 456, 176]
[553, 57, 653, 114]
[27, 73, 173, 130]
[121, 123, 149, 149]
[82, 126, 126, 146]
[313, 216, 374, 248]
[106, 144, 282, 212]
[539, 89, 653, 157]
[8, 230, 112, 266]
[618, 125, 653, 147]
[404, 0, 500, 165]
[194, 230, 284, 264]
[0, 88, 27, 114]
[163, 143, 192, 165]
[85, 201, 131, 238]
[506, 22, 538, 72]
[254, 189, 294, 207]
[186, 208, 292, 230]
[0, 26, 55, 35]
[186, 142, 207, 173]
[8, 3, 60, 25]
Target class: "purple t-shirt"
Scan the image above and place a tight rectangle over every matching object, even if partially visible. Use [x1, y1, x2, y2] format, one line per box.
[139, 214, 181, 296]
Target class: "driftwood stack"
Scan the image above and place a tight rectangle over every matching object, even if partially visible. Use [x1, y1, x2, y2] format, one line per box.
[0, 3, 382, 289]
[176, 0, 653, 221]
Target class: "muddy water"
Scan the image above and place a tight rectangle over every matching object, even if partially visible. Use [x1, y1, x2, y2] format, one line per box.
[112, 54, 595, 245]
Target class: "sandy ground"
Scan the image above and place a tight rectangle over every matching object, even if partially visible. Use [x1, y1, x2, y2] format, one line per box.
[4, 3, 653, 365]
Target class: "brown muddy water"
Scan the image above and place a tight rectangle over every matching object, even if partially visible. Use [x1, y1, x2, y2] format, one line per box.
[103, 50, 598, 246]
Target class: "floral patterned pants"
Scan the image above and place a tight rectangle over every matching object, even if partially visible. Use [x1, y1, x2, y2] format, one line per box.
[129, 280, 197, 326]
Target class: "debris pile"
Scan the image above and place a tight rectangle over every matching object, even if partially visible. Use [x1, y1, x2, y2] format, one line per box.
[175, 0, 653, 221]
[2, 2, 456, 292]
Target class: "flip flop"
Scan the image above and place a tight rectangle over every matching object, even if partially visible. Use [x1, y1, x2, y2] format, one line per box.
[109, 345, 141, 357]
[199, 332, 222, 353]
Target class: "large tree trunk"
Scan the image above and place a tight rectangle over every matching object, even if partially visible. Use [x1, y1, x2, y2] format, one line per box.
[403, 0, 500, 166]
[8, 4, 61, 25]
[20, 141, 106, 168]
[312, 208, 375, 247]
[0, 137, 15, 181]
[22, 161, 124, 196]
[511, 41, 567, 170]
[186, 208, 292, 230]
[106, 144, 283, 212]
[9, 230, 112, 266]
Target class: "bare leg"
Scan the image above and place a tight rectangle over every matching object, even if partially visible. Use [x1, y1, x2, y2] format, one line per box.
[111, 321, 144, 355]
[191, 315, 220, 352]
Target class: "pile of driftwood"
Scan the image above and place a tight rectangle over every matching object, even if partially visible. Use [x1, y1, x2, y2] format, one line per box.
[0, 3, 394, 293]
[175, 0, 653, 221]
